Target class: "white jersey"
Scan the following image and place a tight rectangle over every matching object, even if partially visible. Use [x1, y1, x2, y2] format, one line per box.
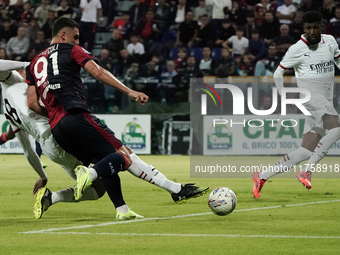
[278, 34, 340, 135]
[279, 34, 340, 100]
[1, 71, 51, 141]
[1, 70, 79, 179]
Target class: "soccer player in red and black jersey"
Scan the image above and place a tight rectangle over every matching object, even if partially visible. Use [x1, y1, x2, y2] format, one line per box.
[26, 17, 209, 219]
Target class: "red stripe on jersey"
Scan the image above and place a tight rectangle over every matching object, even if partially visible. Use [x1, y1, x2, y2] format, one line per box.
[279, 64, 292, 70]
[143, 174, 147, 180]
[13, 128, 21, 134]
[301, 37, 309, 46]
[139, 171, 144, 178]
[83, 113, 123, 150]
[149, 178, 153, 183]
[335, 54, 340, 59]
[287, 155, 290, 160]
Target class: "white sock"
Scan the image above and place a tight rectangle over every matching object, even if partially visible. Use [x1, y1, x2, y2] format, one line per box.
[259, 147, 312, 180]
[89, 167, 98, 181]
[116, 204, 129, 213]
[51, 188, 74, 204]
[51, 187, 99, 204]
[128, 153, 181, 194]
[305, 127, 340, 171]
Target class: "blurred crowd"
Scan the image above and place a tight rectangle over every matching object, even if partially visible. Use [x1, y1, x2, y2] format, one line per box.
[0, 0, 340, 113]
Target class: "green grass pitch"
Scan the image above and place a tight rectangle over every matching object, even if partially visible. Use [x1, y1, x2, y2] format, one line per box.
[0, 154, 340, 255]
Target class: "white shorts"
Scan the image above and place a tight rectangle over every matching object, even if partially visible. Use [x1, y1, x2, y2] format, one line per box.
[302, 97, 339, 136]
[38, 129, 80, 180]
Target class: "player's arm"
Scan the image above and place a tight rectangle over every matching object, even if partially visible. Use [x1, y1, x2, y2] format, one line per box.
[84, 60, 149, 104]
[0, 126, 15, 145]
[0, 60, 30, 83]
[273, 65, 287, 95]
[15, 130, 48, 194]
[27, 85, 49, 118]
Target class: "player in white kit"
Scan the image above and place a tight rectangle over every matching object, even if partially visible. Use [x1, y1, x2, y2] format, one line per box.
[1, 60, 209, 219]
[252, 11, 340, 198]
[0, 60, 107, 217]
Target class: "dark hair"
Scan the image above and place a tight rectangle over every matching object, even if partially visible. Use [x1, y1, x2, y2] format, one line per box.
[52, 17, 79, 37]
[303, 11, 322, 23]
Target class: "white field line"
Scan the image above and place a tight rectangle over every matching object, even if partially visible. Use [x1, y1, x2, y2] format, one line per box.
[36, 232, 340, 239]
[19, 199, 340, 234]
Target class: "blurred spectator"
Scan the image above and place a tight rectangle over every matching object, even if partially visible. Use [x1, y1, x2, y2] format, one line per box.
[254, 0, 276, 25]
[206, 0, 232, 31]
[134, 10, 162, 44]
[215, 19, 235, 47]
[259, 94, 273, 110]
[20, 1, 34, 25]
[192, 14, 215, 48]
[116, 48, 139, 76]
[237, 53, 254, 76]
[56, 0, 76, 19]
[26, 47, 37, 61]
[129, 0, 147, 27]
[328, 6, 340, 45]
[135, 60, 159, 100]
[26, 18, 39, 41]
[172, 0, 190, 28]
[243, 11, 260, 39]
[153, 0, 171, 31]
[214, 47, 236, 77]
[104, 29, 124, 63]
[143, 60, 159, 77]
[289, 11, 303, 41]
[193, 0, 212, 21]
[247, 29, 266, 62]
[34, 0, 50, 28]
[0, 48, 8, 59]
[276, 0, 296, 25]
[320, 0, 336, 22]
[172, 57, 200, 102]
[198, 46, 217, 76]
[222, 26, 249, 59]
[161, 60, 177, 77]
[173, 47, 187, 72]
[254, 43, 280, 77]
[297, 0, 319, 12]
[30, 29, 49, 53]
[126, 33, 145, 61]
[42, 10, 56, 40]
[150, 54, 162, 74]
[0, 19, 17, 48]
[98, 49, 112, 71]
[272, 24, 295, 55]
[79, 0, 103, 52]
[113, 12, 130, 39]
[175, 11, 198, 48]
[260, 11, 280, 45]
[6, 0, 23, 23]
[6, 26, 29, 60]
[159, 60, 178, 103]
[226, 0, 247, 26]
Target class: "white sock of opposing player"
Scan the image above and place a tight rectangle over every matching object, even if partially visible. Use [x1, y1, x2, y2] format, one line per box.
[51, 187, 99, 204]
[259, 147, 312, 180]
[128, 153, 181, 194]
[304, 127, 340, 171]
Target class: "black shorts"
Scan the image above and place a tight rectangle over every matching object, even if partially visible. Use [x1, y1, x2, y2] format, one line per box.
[52, 112, 123, 166]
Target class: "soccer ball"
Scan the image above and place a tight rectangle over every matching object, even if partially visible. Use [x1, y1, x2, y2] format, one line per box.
[208, 187, 237, 216]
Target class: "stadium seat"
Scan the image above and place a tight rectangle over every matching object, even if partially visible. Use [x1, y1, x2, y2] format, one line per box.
[190, 47, 203, 59]
[169, 47, 179, 60]
[162, 31, 177, 43]
[212, 48, 221, 59]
